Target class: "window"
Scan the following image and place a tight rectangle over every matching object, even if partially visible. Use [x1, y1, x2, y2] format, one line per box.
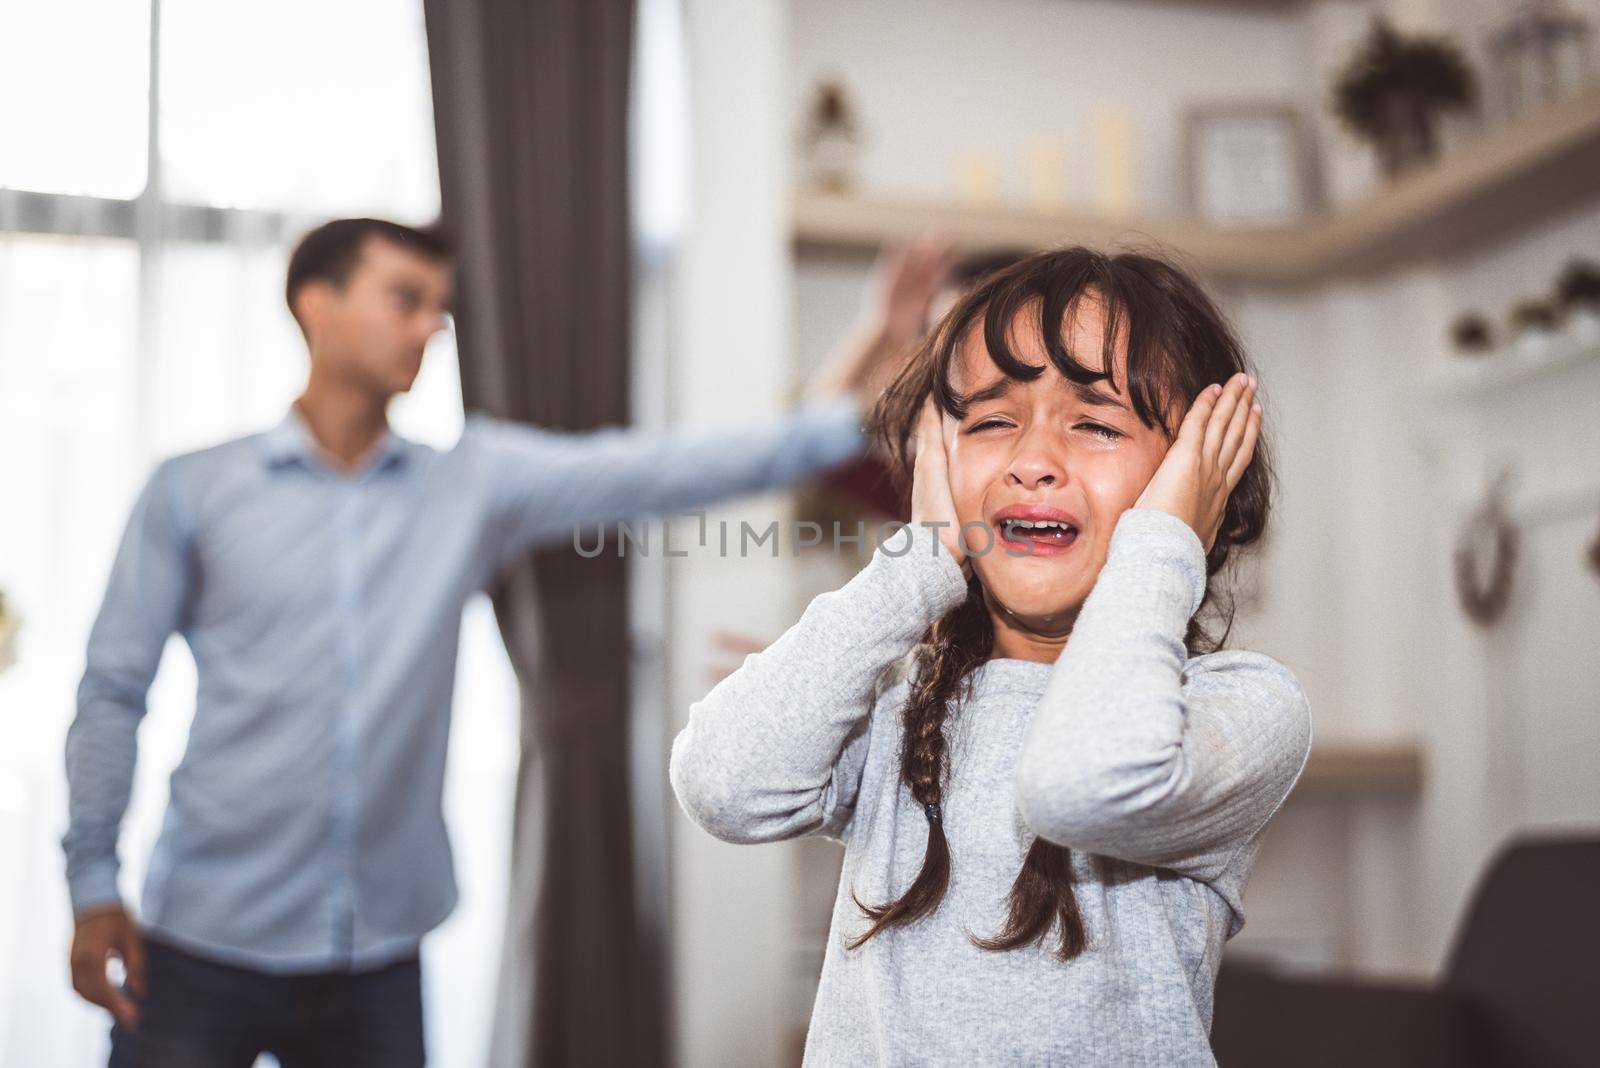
[0, 1, 150, 199]
[0, 4, 516, 1065]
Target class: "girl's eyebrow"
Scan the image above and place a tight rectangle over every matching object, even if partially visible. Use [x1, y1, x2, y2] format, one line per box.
[1069, 380, 1130, 413]
[964, 379, 1016, 405]
[962, 377, 1131, 413]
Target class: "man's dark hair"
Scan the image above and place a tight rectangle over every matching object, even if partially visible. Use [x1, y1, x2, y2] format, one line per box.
[285, 217, 454, 322]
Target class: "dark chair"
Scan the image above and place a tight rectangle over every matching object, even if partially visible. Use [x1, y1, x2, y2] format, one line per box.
[1210, 833, 1600, 1068]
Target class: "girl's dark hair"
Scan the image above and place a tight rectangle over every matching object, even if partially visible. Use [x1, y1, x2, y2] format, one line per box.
[849, 245, 1274, 961]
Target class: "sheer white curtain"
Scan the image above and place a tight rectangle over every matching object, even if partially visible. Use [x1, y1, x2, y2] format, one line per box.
[0, 2, 518, 1064]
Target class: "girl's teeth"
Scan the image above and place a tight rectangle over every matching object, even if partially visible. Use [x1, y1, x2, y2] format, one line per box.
[1001, 519, 1077, 540]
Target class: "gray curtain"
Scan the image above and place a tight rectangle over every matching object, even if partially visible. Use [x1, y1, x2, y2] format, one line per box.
[423, 1, 661, 1064]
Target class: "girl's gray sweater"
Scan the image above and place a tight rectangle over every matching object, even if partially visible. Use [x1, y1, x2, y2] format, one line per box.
[669, 508, 1313, 1066]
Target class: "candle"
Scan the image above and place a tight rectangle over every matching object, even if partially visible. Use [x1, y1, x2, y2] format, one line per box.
[1025, 137, 1069, 211]
[956, 150, 1001, 206]
[1093, 108, 1138, 217]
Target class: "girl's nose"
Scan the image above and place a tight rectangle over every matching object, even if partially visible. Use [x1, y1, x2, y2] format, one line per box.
[1005, 430, 1066, 490]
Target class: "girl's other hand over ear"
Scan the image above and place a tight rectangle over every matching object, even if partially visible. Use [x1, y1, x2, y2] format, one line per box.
[1132, 373, 1261, 553]
[910, 397, 969, 576]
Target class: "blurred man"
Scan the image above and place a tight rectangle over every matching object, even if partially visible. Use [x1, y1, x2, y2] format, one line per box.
[62, 217, 948, 1066]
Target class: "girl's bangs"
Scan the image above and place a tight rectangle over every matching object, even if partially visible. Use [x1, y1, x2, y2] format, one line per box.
[929, 266, 1186, 437]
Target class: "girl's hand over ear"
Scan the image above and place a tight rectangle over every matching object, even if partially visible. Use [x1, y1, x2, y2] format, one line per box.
[1132, 373, 1261, 554]
[911, 398, 969, 576]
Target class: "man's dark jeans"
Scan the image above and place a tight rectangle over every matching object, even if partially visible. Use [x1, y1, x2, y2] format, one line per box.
[107, 935, 425, 1067]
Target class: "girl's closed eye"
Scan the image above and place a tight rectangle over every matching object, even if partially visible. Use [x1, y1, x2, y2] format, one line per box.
[965, 417, 1123, 440]
[966, 417, 1013, 433]
[1078, 422, 1124, 441]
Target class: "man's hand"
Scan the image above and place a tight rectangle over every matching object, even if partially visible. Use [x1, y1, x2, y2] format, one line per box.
[867, 235, 958, 353]
[1133, 372, 1261, 553]
[70, 903, 146, 1031]
[808, 235, 957, 405]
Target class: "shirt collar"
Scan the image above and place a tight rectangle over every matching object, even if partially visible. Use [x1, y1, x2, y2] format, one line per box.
[260, 404, 412, 475]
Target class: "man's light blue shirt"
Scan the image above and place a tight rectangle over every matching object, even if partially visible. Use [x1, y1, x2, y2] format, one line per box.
[64, 398, 866, 972]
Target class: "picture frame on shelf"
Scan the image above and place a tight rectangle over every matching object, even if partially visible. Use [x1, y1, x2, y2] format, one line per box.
[1182, 103, 1320, 227]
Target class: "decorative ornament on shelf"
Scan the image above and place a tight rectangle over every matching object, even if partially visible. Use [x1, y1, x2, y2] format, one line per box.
[801, 80, 861, 196]
[1508, 299, 1560, 332]
[1588, 507, 1600, 583]
[1449, 312, 1495, 356]
[1508, 297, 1562, 358]
[1332, 17, 1479, 179]
[1554, 257, 1600, 343]
[1487, 0, 1594, 125]
[1454, 473, 1519, 626]
[0, 590, 17, 674]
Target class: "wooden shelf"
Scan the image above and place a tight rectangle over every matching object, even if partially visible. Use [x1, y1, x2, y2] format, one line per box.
[1158, 0, 1308, 7]
[794, 193, 1310, 281]
[1291, 742, 1425, 799]
[793, 86, 1600, 285]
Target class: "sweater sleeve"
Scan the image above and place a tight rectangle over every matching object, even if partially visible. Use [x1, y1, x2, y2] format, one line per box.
[670, 523, 969, 845]
[1013, 507, 1313, 883]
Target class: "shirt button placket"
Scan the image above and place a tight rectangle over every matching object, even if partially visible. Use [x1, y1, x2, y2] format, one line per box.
[330, 479, 364, 962]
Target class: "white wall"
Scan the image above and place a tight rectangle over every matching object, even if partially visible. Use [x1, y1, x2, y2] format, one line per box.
[791, 0, 1305, 215]
[668, 2, 810, 1065]
[667, 1, 1600, 1062]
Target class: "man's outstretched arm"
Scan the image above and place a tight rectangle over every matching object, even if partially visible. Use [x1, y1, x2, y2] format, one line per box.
[478, 394, 868, 561]
[479, 235, 954, 560]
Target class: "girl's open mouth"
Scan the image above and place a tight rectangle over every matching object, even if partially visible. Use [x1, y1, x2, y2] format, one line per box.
[996, 518, 1080, 556]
